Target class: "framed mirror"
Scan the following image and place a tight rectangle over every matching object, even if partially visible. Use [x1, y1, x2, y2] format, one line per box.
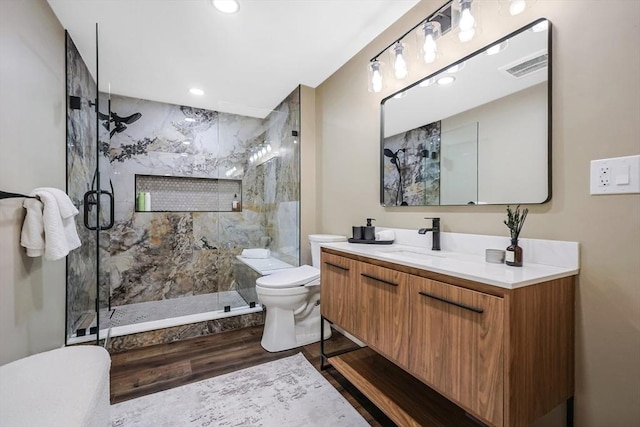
[381, 19, 551, 206]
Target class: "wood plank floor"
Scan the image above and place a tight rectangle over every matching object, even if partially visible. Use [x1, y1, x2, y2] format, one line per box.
[109, 325, 395, 426]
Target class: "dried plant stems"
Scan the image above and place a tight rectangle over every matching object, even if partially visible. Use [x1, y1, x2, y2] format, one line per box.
[504, 205, 529, 240]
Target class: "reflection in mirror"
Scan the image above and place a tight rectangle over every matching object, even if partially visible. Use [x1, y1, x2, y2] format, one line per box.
[381, 19, 550, 206]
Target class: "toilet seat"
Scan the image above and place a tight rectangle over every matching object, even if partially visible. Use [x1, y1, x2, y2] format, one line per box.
[256, 265, 320, 289]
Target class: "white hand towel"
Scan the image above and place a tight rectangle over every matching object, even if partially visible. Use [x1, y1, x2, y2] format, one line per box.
[20, 198, 46, 257]
[241, 248, 271, 259]
[28, 189, 81, 260]
[33, 187, 78, 219]
[375, 230, 395, 241]
[34, 187, 81, 251]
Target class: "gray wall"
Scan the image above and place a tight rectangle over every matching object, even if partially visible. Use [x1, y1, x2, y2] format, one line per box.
[0, 0, 66, 365]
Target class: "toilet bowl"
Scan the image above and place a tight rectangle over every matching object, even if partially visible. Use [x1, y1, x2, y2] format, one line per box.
[256, 234, 347, 352]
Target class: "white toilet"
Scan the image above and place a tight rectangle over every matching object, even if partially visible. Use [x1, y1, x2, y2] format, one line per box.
[256, 234, 347, 352]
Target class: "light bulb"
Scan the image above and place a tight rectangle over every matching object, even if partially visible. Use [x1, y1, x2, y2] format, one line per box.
[261, 147, 267, 155]
[509, 0, 526, 16]
[371, 62, 383, 93]
[459, 28, 475, 42]
[459, 7, 475, 32]
[423, 34, 437, 63]
[393, 44, 408, 79]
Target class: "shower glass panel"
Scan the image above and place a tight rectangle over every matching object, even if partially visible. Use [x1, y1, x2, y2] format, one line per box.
[65, 27, 102, 345]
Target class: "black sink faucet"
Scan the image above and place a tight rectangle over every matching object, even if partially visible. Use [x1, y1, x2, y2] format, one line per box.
[418, 217, 441, 251]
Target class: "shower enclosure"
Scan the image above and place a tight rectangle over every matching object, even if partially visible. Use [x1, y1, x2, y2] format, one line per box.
[65, 28, 301, 350]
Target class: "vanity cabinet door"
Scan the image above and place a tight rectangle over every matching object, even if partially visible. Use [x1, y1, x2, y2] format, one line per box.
[408, 277, 504, 427]
[357, 262, 409, 368]
[320, 252, 358, 333]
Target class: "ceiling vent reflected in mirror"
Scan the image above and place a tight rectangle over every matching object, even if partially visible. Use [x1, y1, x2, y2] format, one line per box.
[500, 52, 548, 78]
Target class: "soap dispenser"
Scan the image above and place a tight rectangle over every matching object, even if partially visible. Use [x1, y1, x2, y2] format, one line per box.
[363, 218, 376, 240]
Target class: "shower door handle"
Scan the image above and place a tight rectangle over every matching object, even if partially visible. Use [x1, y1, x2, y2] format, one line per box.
[101, 190, 114, 230]
[83, 190, 115, 230]
[84, 190, 98, 230]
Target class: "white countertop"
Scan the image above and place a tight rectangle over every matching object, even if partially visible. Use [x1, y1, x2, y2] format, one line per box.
[321, 236, 579, 289]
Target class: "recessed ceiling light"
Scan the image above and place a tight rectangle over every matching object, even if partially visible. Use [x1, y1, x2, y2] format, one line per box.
[419, 77, 436, 87]
[189, 88, 204, 96]
[437, 76, 456, 85]
[446, 63, 465, 73]
[532, 20, 549, 33]
[212, 0, 239, 14]
[486, 40, 509, 56]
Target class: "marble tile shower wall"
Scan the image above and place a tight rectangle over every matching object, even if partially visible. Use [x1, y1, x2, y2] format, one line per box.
[66, 33, 98, 337]
[102, 88, 300, 307]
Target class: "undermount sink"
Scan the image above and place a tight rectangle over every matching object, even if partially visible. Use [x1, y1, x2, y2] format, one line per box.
[374, 247, 448, 261]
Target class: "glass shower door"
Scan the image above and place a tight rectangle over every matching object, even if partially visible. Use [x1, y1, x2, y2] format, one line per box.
[65, 25, 114, 345]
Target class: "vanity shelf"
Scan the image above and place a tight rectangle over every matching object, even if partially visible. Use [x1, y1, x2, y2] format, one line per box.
[329, 347, 482, 427]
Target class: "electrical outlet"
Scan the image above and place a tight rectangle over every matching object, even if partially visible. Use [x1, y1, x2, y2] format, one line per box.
[590, 155, 640, 195]
[598, 165, 610, 187]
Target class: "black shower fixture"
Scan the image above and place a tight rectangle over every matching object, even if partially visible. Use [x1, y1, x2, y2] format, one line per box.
[96, 110, 142, 138]
[69, 95, 96, 110]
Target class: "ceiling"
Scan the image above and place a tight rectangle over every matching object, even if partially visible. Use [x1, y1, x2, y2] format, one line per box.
[47, 0, 420, 118]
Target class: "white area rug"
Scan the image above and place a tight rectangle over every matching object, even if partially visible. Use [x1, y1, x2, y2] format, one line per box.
[111, 353, 368, 426]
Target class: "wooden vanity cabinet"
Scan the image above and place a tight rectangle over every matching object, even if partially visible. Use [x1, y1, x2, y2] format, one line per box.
[321, 252, 358, 334]
[321, 248, 575, 427]
[408, 276, 504, 426]
[357, 262, 409, 367]
[322, 252, 409, 366]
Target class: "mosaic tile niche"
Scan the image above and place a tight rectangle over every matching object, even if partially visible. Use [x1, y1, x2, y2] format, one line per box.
[84, 87, 301, 346]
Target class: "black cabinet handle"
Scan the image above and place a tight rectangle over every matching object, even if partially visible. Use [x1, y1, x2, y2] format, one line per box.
[361, 273, 398, 287]
[325, 261, 349, 271]
[418, 291, 484, 314]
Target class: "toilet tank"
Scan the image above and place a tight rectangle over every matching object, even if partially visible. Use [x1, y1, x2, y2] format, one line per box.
[308, 234, 347, 268]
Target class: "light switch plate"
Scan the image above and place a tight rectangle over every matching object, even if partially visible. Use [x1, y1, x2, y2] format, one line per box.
[590, 155, 640, 195]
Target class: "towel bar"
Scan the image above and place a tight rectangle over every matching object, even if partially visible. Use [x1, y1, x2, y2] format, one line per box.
[0, 190, 38, 200]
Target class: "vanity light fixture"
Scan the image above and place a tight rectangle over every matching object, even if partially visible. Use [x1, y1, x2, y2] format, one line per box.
[212, 0, 239, 14]
[366, 0, 485, 94]
[437, 76, 456, 85]
[189, 87, 205, 96]
[390, 42, 408, 79]
[418, 21, 441, 64]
